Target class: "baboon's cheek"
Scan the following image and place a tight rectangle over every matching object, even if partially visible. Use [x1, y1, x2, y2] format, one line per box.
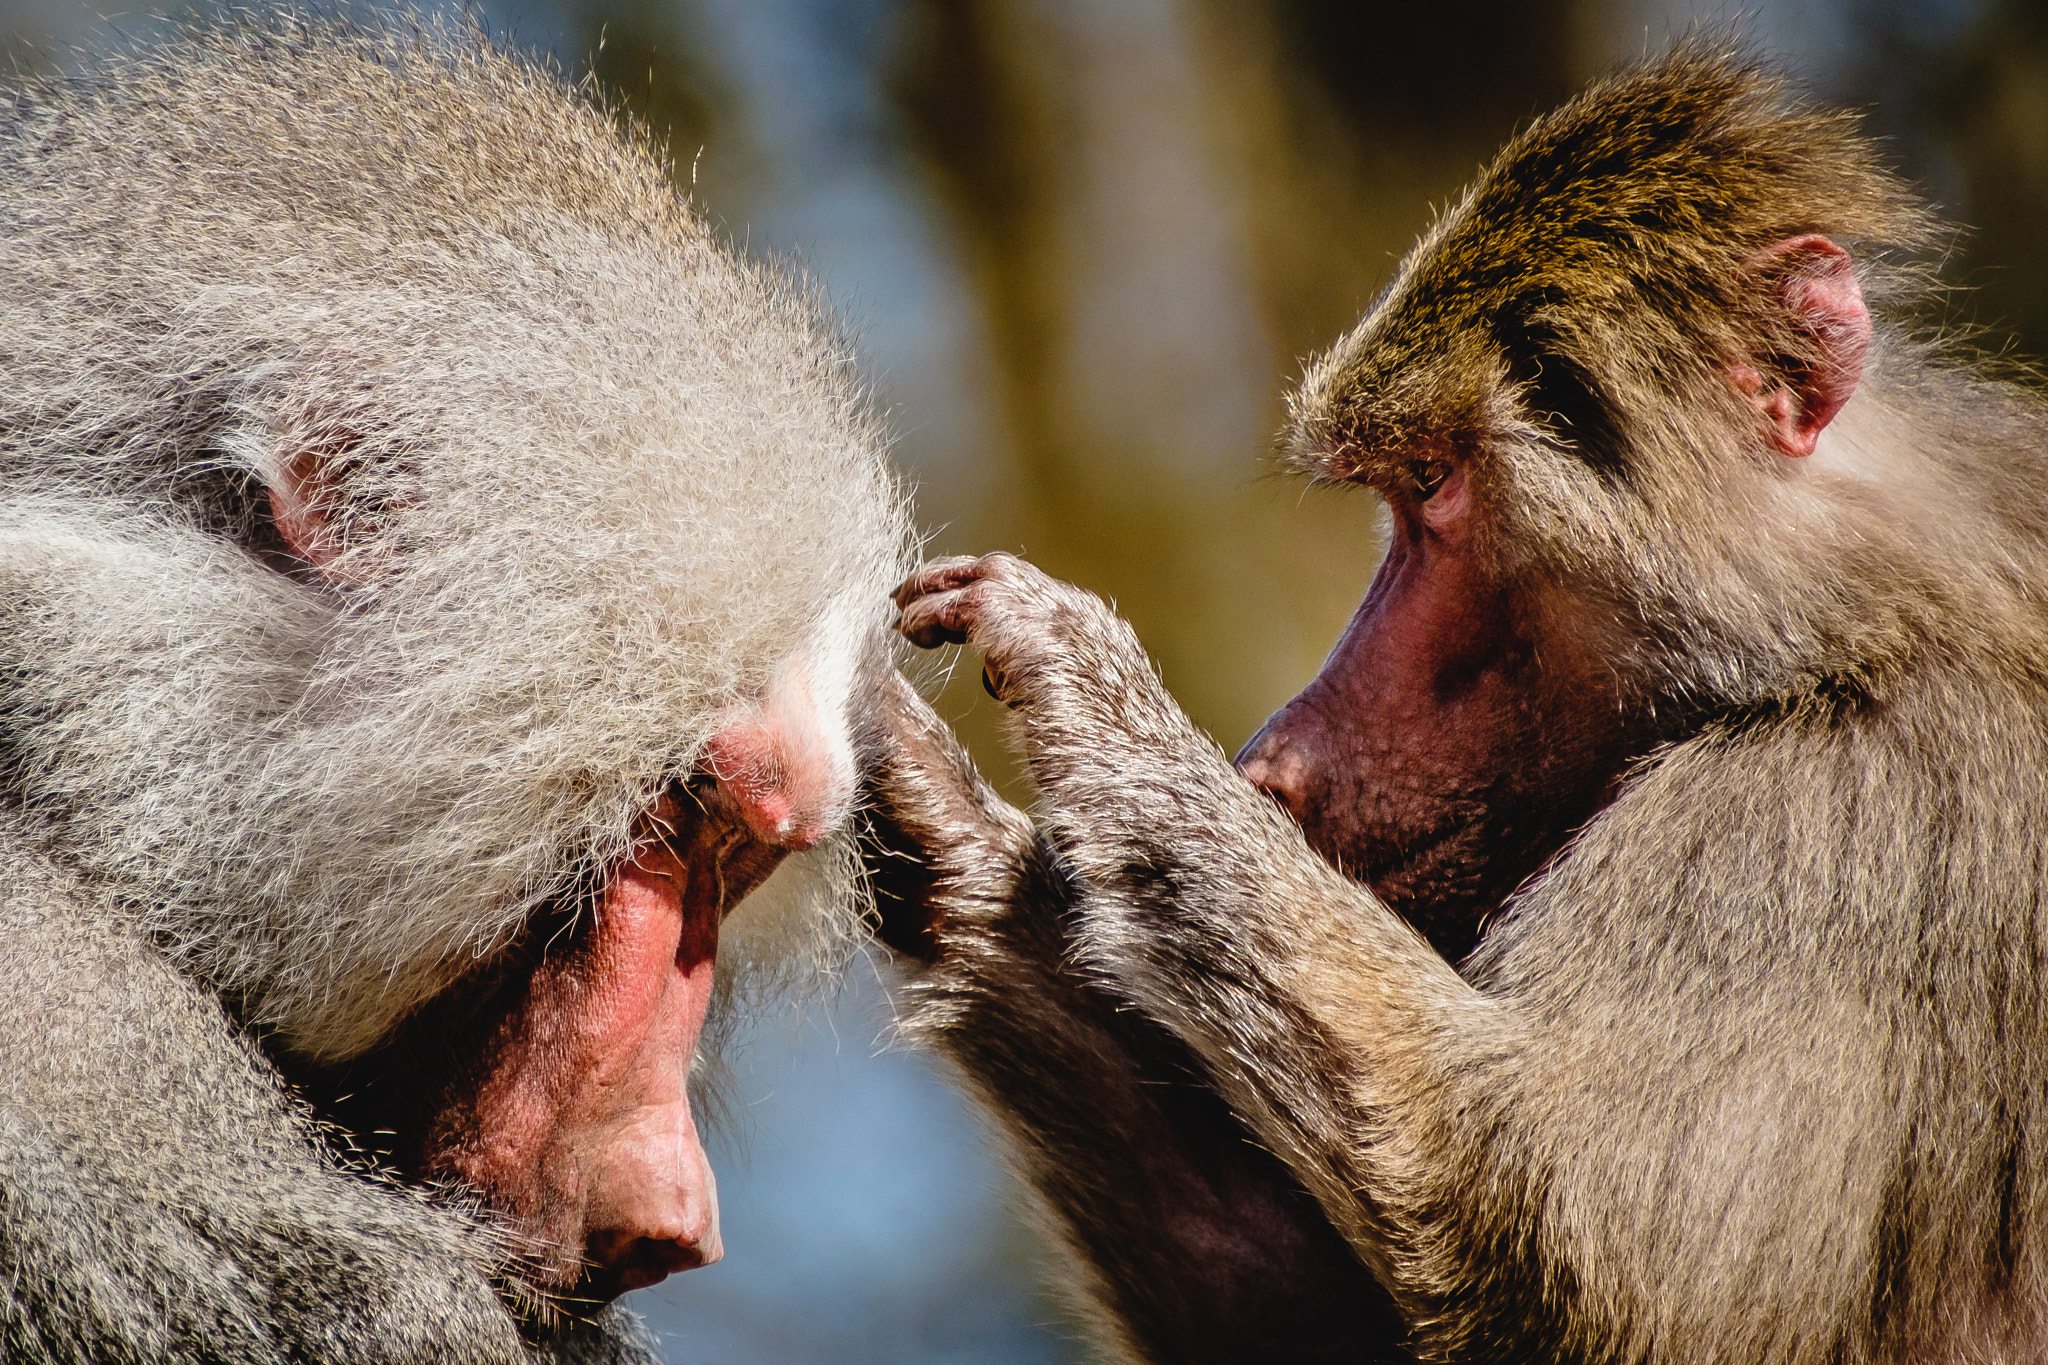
[1235, 515, 1518, 853]
[430, 837, 725, 1300]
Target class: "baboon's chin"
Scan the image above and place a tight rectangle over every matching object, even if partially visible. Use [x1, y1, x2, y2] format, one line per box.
[568, 1251, 695, 1309]
[497, 1225, 615, 1325]
[509, 1232, 703, 1324]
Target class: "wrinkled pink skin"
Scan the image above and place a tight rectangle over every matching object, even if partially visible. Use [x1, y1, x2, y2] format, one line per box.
[299, 697, 848, 1308]
[1238, 234, 1868, 956]
[435, 693, 848, 1304]
[425, 793, 752, 1300]
[703, 662, 845, 852]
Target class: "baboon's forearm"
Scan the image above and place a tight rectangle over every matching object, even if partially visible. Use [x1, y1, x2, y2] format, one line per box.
[986, 598, 1522, 1274]
[866, 666, 1441, 1351]
[898, 840, 1408, 1364]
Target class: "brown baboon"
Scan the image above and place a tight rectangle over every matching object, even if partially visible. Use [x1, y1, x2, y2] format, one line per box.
[868, 45, 2048, 1364]
[0, 18, 911, 1363]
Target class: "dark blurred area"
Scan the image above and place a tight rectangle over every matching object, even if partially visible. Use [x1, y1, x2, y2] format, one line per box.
[2, 0, 2038, 1359]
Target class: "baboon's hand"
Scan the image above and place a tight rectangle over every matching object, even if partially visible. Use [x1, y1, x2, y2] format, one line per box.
[859, 670, 1034, 961]
[894, 553, 1125, 715]
[895, 554, 1204, 851]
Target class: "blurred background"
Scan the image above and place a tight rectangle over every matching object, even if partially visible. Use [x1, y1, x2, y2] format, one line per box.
[5, 0, 2043, 1359]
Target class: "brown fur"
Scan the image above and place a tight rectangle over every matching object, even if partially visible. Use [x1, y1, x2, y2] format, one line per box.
[871, 44, 2048, 1364]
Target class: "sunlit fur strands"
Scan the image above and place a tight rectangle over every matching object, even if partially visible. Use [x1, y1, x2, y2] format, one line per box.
[1287, 44, 2048, 714]
[0, 19, 913, 1065]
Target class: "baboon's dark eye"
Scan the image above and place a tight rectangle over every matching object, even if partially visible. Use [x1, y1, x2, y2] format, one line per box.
[1410, 461, 1450, 500]
[676, 770, 719, 811]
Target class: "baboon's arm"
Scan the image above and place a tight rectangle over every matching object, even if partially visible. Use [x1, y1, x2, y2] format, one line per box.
[863, 676, 1406, 1363]
[887, 564, 1499, 1268]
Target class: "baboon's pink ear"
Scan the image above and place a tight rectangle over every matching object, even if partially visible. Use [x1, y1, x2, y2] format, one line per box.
[264, 357, 379, 581]
[1735, 234, 1870, 458]
[267, 444, 346, 572]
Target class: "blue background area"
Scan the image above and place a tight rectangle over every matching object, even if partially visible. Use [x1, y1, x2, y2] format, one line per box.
[633, 971, 1081, 1364]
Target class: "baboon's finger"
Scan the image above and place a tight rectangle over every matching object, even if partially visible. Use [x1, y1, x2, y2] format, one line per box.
[895, 588, 981, 649]
[892, 555, 986, 608]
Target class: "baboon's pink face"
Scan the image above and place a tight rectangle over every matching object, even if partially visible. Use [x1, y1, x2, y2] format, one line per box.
[306, 662, 859, 1308]
[415, 778, 768, 1302]
[1237, 235, 1870, 957]
[1232, 460, 1639, 956]
[464, 664, 855, 1304]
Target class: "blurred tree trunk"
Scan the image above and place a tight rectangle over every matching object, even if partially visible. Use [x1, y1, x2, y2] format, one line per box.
[1940, 0, 2048, 360]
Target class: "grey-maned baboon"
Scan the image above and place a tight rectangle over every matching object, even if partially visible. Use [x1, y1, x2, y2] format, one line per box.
[0, 18, 912, 1363]
[868, 45, 2048, 1364]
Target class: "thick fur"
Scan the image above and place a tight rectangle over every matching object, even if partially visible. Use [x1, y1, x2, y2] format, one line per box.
[0, 16, 911, 1362]
[874, 46, 2048, 1364]
[1, 829, 663, 1364]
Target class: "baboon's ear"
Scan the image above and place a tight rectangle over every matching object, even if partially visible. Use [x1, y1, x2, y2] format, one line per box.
[264, 357, 383, 581]
[1733, 234, 1870, 458]
[268, 443, 346, 573]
